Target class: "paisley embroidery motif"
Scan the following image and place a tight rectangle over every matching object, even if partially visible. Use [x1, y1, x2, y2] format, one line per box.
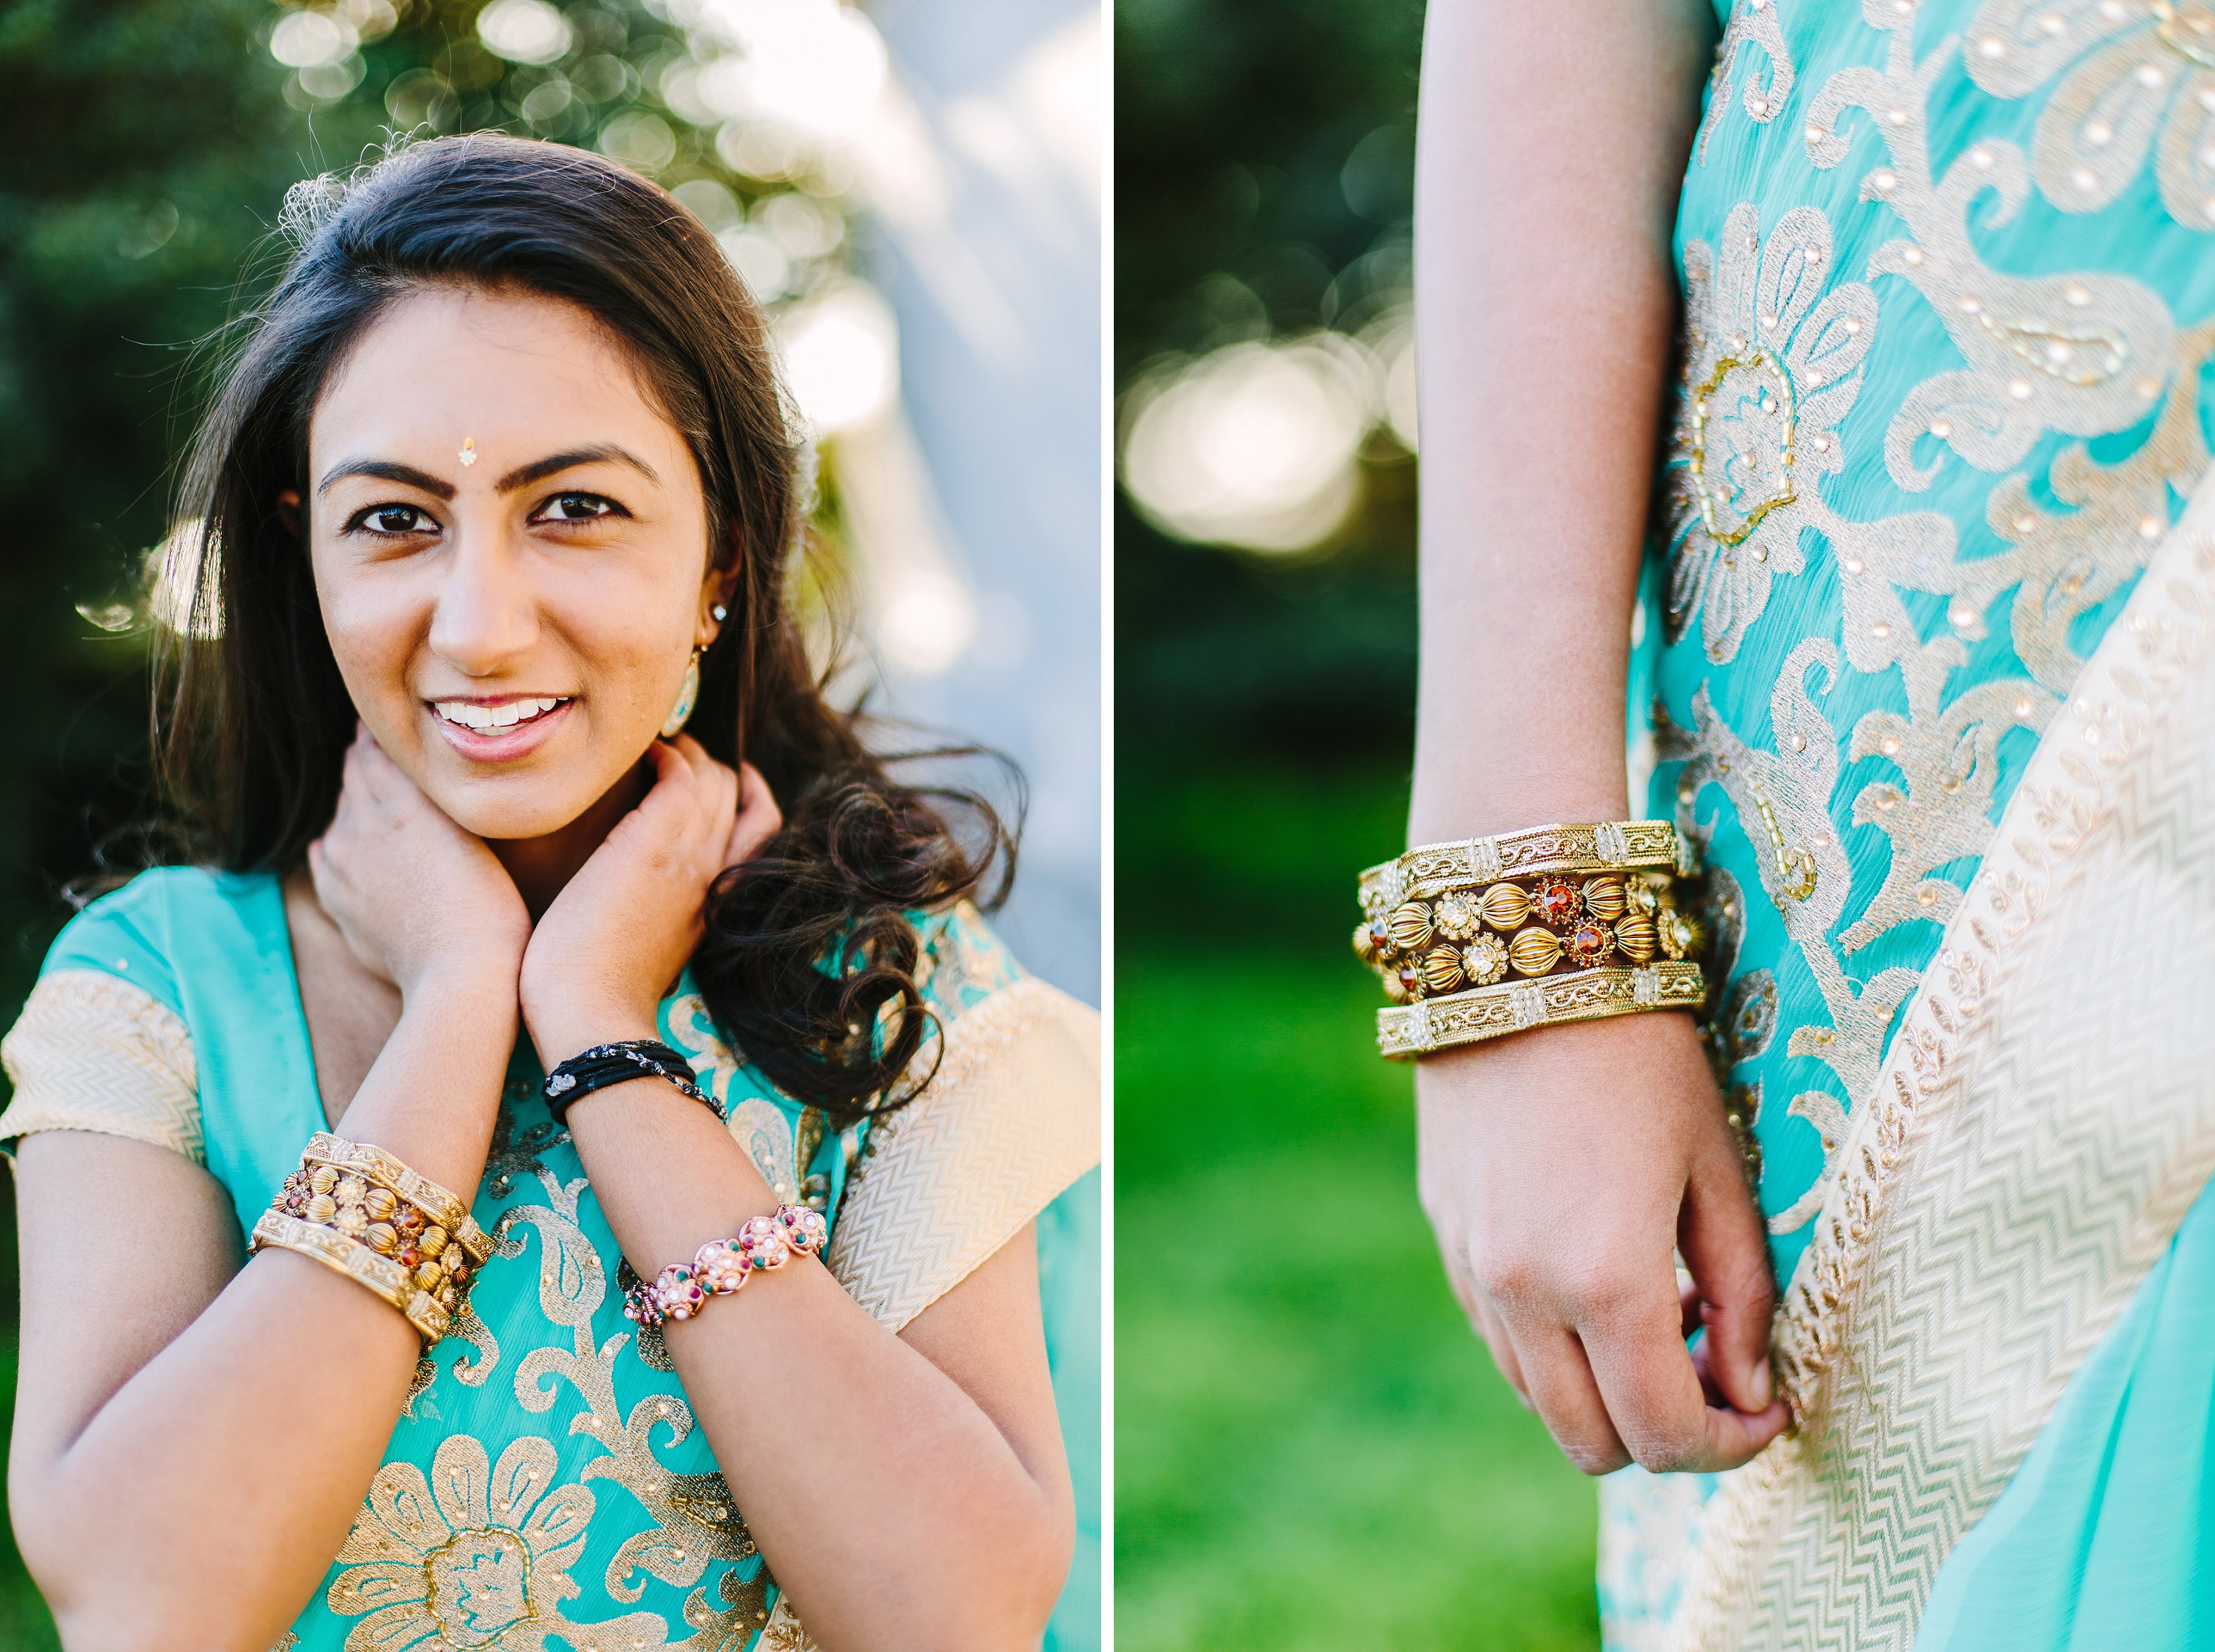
[1658, 644, 1920, 1236]
[1697, 0, 1797, 165]
[1968, 0, 2215, 228]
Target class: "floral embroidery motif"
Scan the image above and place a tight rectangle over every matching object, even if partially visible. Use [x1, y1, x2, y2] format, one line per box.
[326, 1434, 611, 1650]
[1666, 203, 1880, 663]
[1968, 0, 2215, 228]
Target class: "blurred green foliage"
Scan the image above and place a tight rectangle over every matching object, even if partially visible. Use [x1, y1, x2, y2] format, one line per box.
[1113, 0, 1425, 766]
[0, 1, 837, 1636]
[1114, 0, 1604, 1643]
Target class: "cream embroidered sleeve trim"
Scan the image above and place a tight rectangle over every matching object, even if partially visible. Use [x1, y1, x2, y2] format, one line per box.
[0, 968, 203, 1165]
[827, 976, 1101, 1333]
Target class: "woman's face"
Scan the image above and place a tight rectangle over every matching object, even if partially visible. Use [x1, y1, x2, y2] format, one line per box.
[288, 284, 723, 841]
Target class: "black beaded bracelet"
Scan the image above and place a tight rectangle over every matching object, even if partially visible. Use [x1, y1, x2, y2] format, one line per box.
[542, 1039, 723, 1127]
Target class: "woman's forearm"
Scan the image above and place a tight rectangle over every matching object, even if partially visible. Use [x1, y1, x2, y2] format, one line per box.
[561, 1067, 1071, 1652]
[1410, 0, 1715, 841]
[14, 975, 516, 1651]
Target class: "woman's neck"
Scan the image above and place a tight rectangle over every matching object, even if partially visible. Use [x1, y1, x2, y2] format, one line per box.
[489, 757, 652, 919]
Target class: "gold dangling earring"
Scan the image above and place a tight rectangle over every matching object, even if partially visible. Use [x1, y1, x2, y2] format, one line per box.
[660, 646, 704, 740]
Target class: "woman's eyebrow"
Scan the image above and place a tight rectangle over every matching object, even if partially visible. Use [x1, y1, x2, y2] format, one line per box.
[315, 459, 454, 499]
[496, 444, 663, 493]
[312, 444, 662, 500]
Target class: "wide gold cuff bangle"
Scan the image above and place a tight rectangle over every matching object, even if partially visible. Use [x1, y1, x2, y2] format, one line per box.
[1377, 960, 1706, 1059]
[1357, 820, 1695, 910]
[249, 1209, 454, 1344]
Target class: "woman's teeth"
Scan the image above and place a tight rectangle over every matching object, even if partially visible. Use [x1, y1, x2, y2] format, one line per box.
[432, 696, 568, 732]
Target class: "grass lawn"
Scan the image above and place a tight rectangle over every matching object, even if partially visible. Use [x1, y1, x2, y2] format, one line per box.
[1115, 944, 1603, 1651]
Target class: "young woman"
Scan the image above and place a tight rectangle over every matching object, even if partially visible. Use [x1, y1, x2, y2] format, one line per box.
[1411, 3, 2215, 1647]
[0, 134, 1099, 1652]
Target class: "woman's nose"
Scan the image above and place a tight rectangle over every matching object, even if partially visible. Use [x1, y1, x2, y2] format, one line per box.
[426, 534, 539, 675]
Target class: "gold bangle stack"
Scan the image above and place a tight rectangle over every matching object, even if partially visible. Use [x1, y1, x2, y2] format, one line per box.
[1356, 821, 1709, 1060]
[249, 1132, 493, 1345]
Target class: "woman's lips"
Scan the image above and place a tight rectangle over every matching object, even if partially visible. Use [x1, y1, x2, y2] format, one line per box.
[425, 695, 573, 760]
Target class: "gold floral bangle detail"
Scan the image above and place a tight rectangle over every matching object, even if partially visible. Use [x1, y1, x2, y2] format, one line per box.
[274, 1134, 491, 1322]
[299, 1132, 493, 1266]
[249, 1209, 454, 1344]
[1357, 820, 1695, 910]
[1357, 869, 1699, 1001]
[1376, 960, 1707, 1060]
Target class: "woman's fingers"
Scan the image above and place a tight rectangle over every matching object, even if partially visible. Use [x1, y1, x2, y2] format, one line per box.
[1472, 1299, 1533, 1410]
[661, 734, 741, 867]
[1511, 1321, 1630, 1475]
[1679, 1135, 1778, 1416]
[1580, 1281, 1787, 1474]
[1440, 1257, 1530, 1406]
[728, 761, 783, 865]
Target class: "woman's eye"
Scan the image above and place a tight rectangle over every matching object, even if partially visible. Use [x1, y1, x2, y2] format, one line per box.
[536, 492, 619, 524]
[351, 503, 435, 536]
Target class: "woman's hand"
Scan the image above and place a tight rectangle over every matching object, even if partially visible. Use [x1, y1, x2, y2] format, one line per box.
[308, 724, 531, 1001]
[519, 735, 782, 1058]
[1416, 1009, 1788, 1475]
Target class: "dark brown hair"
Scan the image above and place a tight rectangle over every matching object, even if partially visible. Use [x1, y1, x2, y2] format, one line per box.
[154, 132, 1013, 1120]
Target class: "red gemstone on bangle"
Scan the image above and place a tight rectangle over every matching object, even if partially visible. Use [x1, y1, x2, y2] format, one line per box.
[1530, 877, 1582, 929]
[1564, 918, 1614, 967]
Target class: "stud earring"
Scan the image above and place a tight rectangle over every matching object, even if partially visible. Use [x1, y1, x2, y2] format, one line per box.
[711, 603, 728, 623]
[660, 645, 704, 739]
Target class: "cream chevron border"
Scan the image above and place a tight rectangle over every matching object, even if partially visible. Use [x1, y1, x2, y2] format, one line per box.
[828, 975, 1101, 1334]
[1671, 468, 2215, 1649]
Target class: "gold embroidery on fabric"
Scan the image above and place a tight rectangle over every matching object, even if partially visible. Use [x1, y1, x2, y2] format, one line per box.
[400, 1355, 438, 1421]
[725, 1098, 801, 1206]
[326, 1432, 635, 1649]
[498, 1169, 771, 1634]
[1666, 203, 1881, 664]
[1659, 643, 1923, 1234]
[334, 1163, 774, 1649]
[1697, 0, 1797, 165]
[754, 1600, 821, 1651]
[1688, 347, 1799, 546]
[1968, 0, 2215, 229]
[1796, 3, 2215, 953]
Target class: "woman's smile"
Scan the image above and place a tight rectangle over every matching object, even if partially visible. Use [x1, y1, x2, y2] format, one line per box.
[425, 692, 575, 761]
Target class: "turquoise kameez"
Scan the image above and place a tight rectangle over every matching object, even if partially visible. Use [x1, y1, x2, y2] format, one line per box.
[1598, 3, 2215, 1644]
[0, 867, 1100, 1651]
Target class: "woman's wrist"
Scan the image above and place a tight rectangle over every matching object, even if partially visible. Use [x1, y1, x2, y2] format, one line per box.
[396, 948, 523, 1012]
[523, 1003, 663, 1074]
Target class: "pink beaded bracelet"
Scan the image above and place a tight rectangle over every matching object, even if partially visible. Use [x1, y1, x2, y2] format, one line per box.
[621, 1204, 829, 1327]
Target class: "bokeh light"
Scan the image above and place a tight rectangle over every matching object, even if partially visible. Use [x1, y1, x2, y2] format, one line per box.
[1119, 335, 1380, 554]
[687, 0, 889, 146]
[778, 281, 901, 435]
[476, 0, 573, 65]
